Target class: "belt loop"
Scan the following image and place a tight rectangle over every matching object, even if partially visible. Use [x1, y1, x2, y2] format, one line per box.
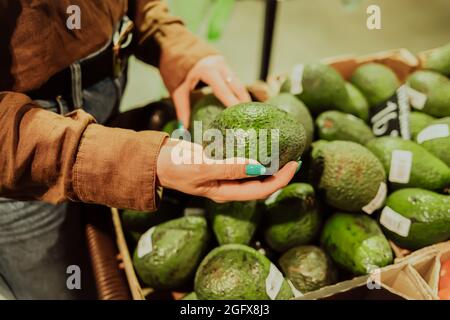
[55, 96, 65, 115]
[70, 62, 83, 109]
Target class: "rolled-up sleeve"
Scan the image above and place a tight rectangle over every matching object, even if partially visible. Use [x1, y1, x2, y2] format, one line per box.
[132, 0, 219, 93]
[0, 91, 168, 211]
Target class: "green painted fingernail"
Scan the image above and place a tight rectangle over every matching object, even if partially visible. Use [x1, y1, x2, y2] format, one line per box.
[177, 121, 185, 130]
[295, 161, 303, 174]
[246, 164, 266, 176]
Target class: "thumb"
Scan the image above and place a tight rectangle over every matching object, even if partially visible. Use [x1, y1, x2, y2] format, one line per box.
[172, 83, 191, 129]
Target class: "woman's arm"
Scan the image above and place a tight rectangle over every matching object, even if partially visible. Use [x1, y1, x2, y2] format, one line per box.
[131, 0, 218, 93]
[131, 0, 251, 128]
[0, 91, 168, 211]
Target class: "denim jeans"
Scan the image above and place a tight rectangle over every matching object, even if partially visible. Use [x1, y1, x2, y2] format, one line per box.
[0, 71, 127, 299]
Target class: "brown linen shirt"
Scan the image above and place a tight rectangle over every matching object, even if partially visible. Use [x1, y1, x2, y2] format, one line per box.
[0, 0, 218, 211]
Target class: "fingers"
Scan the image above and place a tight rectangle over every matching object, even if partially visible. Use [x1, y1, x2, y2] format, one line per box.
[220, 68, 252, 103]
[205, 157, 261, 180]
[172, 56, 250, 131]
[172, 83, 191, 129]
[206, 72, 240, 107]
[207, 161, 299, 202]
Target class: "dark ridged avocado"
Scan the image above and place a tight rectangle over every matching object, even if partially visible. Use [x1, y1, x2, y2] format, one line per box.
[206, 102, 306, 170]
[263, 183, 322, 252]
[194, 244, 293, 300]
[133, 216, 210, 289]
[279, 245, 338, 293]
[311, 140, 387, 213]
[206, 200, 260, 245]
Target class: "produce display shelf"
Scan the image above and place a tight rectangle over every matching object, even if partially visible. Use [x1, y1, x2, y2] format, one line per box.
[111, 206, 449, 300]
[107, 46, 447, 300]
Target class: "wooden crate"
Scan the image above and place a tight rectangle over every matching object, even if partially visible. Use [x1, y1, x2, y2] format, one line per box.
[112, 208, 146, 300]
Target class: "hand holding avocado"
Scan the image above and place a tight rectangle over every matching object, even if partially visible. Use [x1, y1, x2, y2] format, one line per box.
[172, 55, 251, 128]
[156, 139, 300, 203]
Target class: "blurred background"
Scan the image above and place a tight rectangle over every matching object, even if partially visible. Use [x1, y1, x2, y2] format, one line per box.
[121, 0, 450, 112]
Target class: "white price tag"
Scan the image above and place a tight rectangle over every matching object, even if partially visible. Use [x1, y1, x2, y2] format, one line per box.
[137, 227, 156, 258]
[380, 206, 411, 237]
[287, 279, 303, 298]
[389, 150, 413, 184]
[183, 208, 205, 217]
[406, 86, 427, 110]
[290, 64, 304, 95]
[265, 189, 282, 206]
[417, 124, 449, 144]
[265, 264, 284, 300]
[362, 182, 387, 214]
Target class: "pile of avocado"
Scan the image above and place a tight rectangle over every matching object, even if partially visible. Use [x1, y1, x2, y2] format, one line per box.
[124, 42, 450, 300]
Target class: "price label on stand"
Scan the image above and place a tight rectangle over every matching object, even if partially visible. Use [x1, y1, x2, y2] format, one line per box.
[369, 85, 411, 140]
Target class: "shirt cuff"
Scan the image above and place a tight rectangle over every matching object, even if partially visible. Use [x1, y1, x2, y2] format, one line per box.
[71, 124, 168, 211]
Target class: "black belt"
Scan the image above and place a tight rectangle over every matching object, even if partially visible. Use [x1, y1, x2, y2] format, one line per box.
[27, 43, 116, 103]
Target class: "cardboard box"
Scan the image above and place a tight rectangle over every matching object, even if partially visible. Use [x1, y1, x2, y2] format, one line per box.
[266, 48, 419, 100]
[296, 262, 434, 300]
[325, 48, 419, 82]
[395, 241, 450, 299]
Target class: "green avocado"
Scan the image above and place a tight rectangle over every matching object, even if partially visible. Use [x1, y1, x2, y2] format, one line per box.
[366, 137, 450, 191]
[263, 183, 322, 252]
[281, 63, 348, 115]
[321, 213, 393, 275]
[316, 111, 374, 145]
[162, 119, 179, 135]
[268, 93, 314, 150]
[417, 117, 450, 167]
[335, 82, 370, 122]
[182, 292, 198, 300]
[279, 245, 338, 293]
[351, 63, 400, 107]
[310, 140, 387, 213]
[408, 69, 448, 89]
[190, 94, 225, 142]
[133, 216, 210, 289]
[423, 43, 450, 76]
[409, 111, 435, 140]
[206, 200, 260, 245]
[194, 244, 294, 300]
[206, 102, 306, 170]
[381, 189, 450, 250]
[407, 70, 450, 117]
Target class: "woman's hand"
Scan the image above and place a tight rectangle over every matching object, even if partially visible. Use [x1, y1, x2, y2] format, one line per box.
[172, 55, 251, 128]
[156, 139, 300, 203]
